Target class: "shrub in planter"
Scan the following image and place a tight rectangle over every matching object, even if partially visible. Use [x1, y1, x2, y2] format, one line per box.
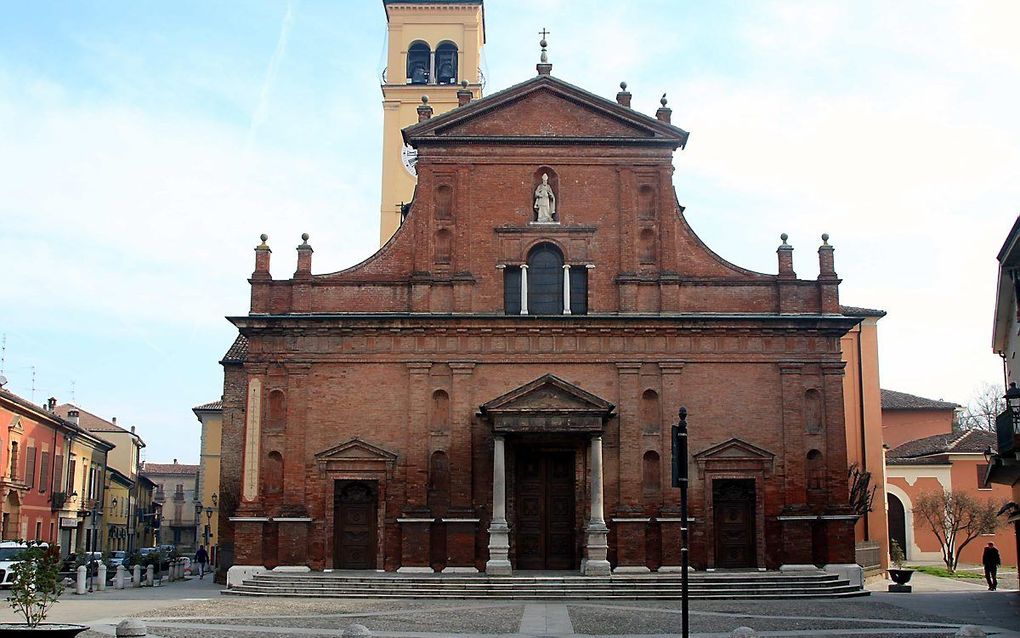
[1, 541, 86, 636]
[888, 539, 914, 586]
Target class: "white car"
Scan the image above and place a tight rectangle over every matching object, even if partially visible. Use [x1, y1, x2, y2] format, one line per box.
[0, 541, 47, 588]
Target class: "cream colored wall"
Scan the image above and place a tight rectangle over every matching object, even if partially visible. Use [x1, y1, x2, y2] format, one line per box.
[841, 317, 889, 570]
[197, 410, 222, 547]
[379, 4, 484, 244]
[100, 430, 140, 480]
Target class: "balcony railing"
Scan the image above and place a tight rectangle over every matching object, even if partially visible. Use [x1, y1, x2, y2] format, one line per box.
[996, 409, 1016, 456]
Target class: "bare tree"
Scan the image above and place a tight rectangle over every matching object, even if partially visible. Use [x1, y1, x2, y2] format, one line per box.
[848, 463, 877, 517]
[957, 382, 1004, 431]
[914, 489, 1001, 572]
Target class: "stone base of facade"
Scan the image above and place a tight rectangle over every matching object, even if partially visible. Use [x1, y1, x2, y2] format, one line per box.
[396, 566, 435, 573]
[613, 565, 651, 573]
[823, 563, 864, 588]
[779, 564, 820, 572]
[442, 566, 479, 573]
[656, 565, 695, 573]
[272, 565, 312, 573]
[226, 565, 266, 588]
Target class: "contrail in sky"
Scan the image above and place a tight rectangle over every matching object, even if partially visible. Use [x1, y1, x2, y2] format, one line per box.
[247, 0, 296, 151]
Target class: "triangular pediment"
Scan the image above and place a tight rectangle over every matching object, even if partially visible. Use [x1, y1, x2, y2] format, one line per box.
[694, 438, 775, 462]
[315, 437, 397, 463]
[480, 374, 614, 415]
[405, 75, 688, 146]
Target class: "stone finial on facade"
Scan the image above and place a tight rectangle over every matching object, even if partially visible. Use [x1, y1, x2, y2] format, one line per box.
[295, 233, 313, 279]
[777, 233, 795, 279]
[417, 95, 433, 122]
[616, 81, 632, 108]
[818, 233, 837, 279]
[537, 29, 552, 75]
[253, 233, 272, 280]
[656, 93, 672, 124]
[457, 80, 472, 107]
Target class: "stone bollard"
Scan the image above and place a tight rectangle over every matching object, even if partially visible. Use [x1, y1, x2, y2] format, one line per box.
[956, 627, 987, 638]
[132, 564, 141, 587]
[75, 565, 87, 595]
[342, 625, 372, 637]
[115, 565, 126, 589]
[731, 629, 758, 638]
[97, 563, 107, 591]
[116, 619, 147, 637]
[145, 564, 154, 586]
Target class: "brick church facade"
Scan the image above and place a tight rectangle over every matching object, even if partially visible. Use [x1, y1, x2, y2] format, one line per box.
[218, 57, 861, 576]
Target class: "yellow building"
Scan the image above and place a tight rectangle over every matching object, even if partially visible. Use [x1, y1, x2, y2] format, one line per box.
[193, 400, 222, 562]
[104, 468, 133, 551]
[378, 0, 485, 244]
[840, 307, 889, 574]
[60, 411, 113, 555]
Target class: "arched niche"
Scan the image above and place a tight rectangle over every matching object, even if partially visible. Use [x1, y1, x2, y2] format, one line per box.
[265, 450, 284, 495]
[427, 450, 451, 514]
[639, 228, 657, 264]
[434, 229, 452, 265]
[407, 41, 431, 84]
[267, 389, 286, 431]
[434, 184, 453, 220]
[638, 184, 656, 220]
[430, 390, 450, 432]
[806, 449, 825, 497]
[804, 389, 824, 434]
[642, 450, 662, 508]
[531, 167, 560, 222]
[640, 389, 661, 434]
[435, 42, 458, 84]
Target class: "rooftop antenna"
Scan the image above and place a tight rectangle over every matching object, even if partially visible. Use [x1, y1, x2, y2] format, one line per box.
[30, 366, 36, 402]
[0, 334, 6, 375]
[70, 380, 76, 404]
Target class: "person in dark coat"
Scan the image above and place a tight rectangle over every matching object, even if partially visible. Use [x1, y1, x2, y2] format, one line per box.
[195, 545, 210, 580]
[982, 541, 1001, 590]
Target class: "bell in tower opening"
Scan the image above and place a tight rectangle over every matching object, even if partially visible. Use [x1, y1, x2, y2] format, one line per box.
[436, 42, 458, 84]
[407, 41, 430, 84]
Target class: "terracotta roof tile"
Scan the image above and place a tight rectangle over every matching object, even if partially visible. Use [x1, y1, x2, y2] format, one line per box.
[841, 305, 887, 317]
[193, 400, 222, 411]
[887, 429, 996, 465]
[141, 462, 200, 475]
[221, 335, 248, 364]
[881, 389, 960, 410]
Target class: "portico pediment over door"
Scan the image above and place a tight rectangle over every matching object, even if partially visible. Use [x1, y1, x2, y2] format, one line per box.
[692, 438, 776, 479]
[479, 374, 615, 434]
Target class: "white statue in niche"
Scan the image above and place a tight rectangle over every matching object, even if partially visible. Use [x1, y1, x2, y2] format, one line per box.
[534, 173, 557, 222]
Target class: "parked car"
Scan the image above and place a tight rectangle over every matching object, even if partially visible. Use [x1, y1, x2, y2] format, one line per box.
[0, 541, 46, 588]
[59, 551, 104, 577]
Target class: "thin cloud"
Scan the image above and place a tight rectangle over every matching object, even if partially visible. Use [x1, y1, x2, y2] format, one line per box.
[246, 0, 297, 152]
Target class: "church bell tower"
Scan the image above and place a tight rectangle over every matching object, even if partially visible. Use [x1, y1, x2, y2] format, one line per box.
[379, 0, 484, 246]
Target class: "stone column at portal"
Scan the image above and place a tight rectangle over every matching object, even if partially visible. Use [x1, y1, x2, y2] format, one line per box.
[562, 265, 571, 314]
[582, 435, 612, 576]
[485, 435, 512, 575]
[520, 265, 529, 315]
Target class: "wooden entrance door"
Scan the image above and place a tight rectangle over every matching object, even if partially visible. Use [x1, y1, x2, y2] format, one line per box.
[334, 481, 377, 569]
[515, 449, 575, 570]
[713, 479, 756, 568]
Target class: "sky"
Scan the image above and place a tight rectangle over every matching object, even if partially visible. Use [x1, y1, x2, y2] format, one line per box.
[1, 1, 1019, 463]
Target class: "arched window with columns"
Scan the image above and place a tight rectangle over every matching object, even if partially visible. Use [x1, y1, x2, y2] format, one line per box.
[504, 245, 587, 315]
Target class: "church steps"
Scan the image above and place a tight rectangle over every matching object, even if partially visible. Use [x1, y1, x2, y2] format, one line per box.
[223, 572, 865, 599]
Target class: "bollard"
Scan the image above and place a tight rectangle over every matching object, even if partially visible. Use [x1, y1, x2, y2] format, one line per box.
[116, 619, 147, 637]
[956, 627, 987, 638]
[342, 625, 372, 637]
[97, 563, 107, 591]
[731, 629, 758, 638]
[145, 564, 154, 586]
[115, 564, 126, 589]
[75, 565, 87, 595]
[132, 564, 141, 587]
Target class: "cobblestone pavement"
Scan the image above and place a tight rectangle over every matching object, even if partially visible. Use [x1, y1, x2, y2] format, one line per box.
[6, 577, 1018, 638]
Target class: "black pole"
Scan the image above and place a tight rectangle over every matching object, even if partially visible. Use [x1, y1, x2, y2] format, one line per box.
[678, 406, 689, 638]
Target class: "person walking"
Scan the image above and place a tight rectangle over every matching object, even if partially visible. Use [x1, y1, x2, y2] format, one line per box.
[982, 541, 1001, 591]
[195, 545, 209, 580]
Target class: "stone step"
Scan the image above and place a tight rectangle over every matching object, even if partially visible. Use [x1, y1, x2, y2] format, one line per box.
[223, 588, 868, 600]
[250, 574, 841, 584]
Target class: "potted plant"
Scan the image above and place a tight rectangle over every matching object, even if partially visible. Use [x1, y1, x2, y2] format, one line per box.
[888, 539, 914, 587]
[1, 542, 87, 636]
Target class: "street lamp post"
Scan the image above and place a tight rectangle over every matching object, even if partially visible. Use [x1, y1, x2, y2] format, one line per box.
[671, 406, 690, 638]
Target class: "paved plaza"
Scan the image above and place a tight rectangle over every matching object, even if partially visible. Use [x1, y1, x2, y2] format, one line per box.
[0, 575, 1018, 638]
